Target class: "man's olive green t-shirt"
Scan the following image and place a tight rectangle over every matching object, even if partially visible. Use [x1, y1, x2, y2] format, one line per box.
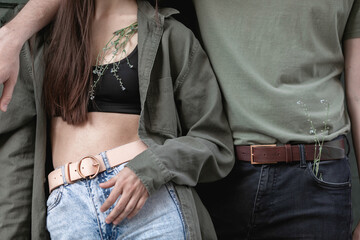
[194, 0, 360, 145]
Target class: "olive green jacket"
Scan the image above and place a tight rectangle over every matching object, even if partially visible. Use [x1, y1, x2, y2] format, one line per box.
[0, 3, 48, 239]
[0, 1, 234, 239]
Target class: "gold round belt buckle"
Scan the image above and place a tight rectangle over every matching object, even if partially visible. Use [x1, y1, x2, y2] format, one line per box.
[77, 155, 101, 179]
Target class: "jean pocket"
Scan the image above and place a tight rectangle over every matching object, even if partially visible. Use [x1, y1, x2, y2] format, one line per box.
[46, 186, 63, 212]
[306, 157, 351, 189]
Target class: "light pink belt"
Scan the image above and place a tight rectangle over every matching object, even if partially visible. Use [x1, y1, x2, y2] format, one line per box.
[48, 140, 148, 192]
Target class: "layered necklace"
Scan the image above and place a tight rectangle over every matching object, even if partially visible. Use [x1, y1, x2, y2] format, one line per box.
[90, 22, 138, 101]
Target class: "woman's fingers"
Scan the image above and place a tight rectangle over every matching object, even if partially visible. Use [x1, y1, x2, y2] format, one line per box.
[0, 79, 16, 112]
[100, 180, 122, 212]
[112, 195, 138, 225]
[100, 167, 149, 224]
[127, 194, 148, 219]
[110, 186, 148, 224]
[105, 190, 131, 224]
[99, 176, 117, 189]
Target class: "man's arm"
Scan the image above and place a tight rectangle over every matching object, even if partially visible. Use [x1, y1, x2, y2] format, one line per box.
[0, 0, 60, 112]
[344, 38, 360, 239]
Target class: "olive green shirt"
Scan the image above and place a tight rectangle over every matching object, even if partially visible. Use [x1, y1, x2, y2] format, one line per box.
[194, 0, 360, 145]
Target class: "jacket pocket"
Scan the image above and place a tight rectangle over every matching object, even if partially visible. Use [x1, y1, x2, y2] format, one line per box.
[306, 157, 351, 189]
[145, 77, 178, 134]
[46, 186, 63, 212]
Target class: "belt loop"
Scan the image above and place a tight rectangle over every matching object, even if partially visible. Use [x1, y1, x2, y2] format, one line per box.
[100, 151, 112, 173]
[61, 165, 68, 186]
[344, 135, 351, 157]
[299, 144, 306, 168]
[285, 144, 292, 163]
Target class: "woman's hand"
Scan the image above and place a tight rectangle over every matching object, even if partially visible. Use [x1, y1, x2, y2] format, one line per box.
[99, 167, 149, 225]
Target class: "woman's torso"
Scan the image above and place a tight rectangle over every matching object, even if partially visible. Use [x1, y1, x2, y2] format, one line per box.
[51, 113, 140, 168]
[51, 5, 139, 169]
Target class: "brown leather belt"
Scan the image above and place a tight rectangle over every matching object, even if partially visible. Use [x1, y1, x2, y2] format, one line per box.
[48, 140, 148, 192]
[235, 138, 345, 164]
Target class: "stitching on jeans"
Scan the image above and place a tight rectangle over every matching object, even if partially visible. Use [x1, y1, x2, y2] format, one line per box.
[248, 165, 265, 238]
[46, 186, 63, 212]
[165, 183, 187, 240]
[85, 180, 105, 240]
[306, 160, 351, 189]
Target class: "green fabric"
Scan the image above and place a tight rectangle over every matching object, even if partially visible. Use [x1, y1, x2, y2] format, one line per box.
[0, 1, 28, 5]
[345, 0, 360, 40]
[0, 3, 48, 239]
[30, 30, 48, 240]
[193, 0, 360, 145]
[0, 1, 233, 240]
[126, 2, 234, 239]
[0, 44, 36, 239]
[0, 4, 44, 240]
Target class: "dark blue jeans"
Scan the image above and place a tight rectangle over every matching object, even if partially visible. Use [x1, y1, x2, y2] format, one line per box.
[197, 149, 352, 239]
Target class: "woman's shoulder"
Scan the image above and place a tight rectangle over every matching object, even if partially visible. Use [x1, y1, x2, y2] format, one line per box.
[163, 15, 197, 40]
[161, 16, 200, 53]
[138, 1, 198, 43]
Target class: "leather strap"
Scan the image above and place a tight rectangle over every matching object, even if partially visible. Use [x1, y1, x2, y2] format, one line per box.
[48, 140, 148, 192]
[235, 138, 345, 164]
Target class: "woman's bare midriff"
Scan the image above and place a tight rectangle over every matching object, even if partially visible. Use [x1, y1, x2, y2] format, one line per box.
[51, 112, 140, 169]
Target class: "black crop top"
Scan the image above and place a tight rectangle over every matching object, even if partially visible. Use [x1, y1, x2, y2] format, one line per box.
[88, 47, 141, 115]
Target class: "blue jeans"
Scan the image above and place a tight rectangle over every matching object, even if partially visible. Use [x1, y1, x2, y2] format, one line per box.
[197, 148, 352, 239]
[46, 161, 186, 240]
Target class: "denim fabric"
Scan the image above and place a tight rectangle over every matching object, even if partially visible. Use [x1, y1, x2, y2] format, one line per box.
[197, 148, 352, 240]
[46, 162, 186, 240]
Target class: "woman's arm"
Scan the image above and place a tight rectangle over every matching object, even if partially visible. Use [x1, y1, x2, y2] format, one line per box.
[0, 0, 60, 112]
[344, 38, 360, 239]
[126, 37, 234, 194]
[100, 22, 234, 225]
[122, 26, 234, 198]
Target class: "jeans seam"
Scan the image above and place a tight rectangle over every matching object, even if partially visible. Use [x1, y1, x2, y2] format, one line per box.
[248, 165, 265, 239]
[165, 183, 187, 240]
[47, 186, 63, 212]
[269, 166, 277, 216]
[86, 180, 105, 240]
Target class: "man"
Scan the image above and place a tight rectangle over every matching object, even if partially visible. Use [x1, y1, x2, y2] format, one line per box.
[1, 0, 360, 239]
[191, 1, 360, 239]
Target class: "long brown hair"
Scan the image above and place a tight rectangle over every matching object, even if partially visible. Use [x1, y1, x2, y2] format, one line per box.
[43, 0, 94, 125]
[44, 0, 159, 125]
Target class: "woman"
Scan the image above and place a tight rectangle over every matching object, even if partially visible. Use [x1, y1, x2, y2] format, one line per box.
[43, 0, 234, 239]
